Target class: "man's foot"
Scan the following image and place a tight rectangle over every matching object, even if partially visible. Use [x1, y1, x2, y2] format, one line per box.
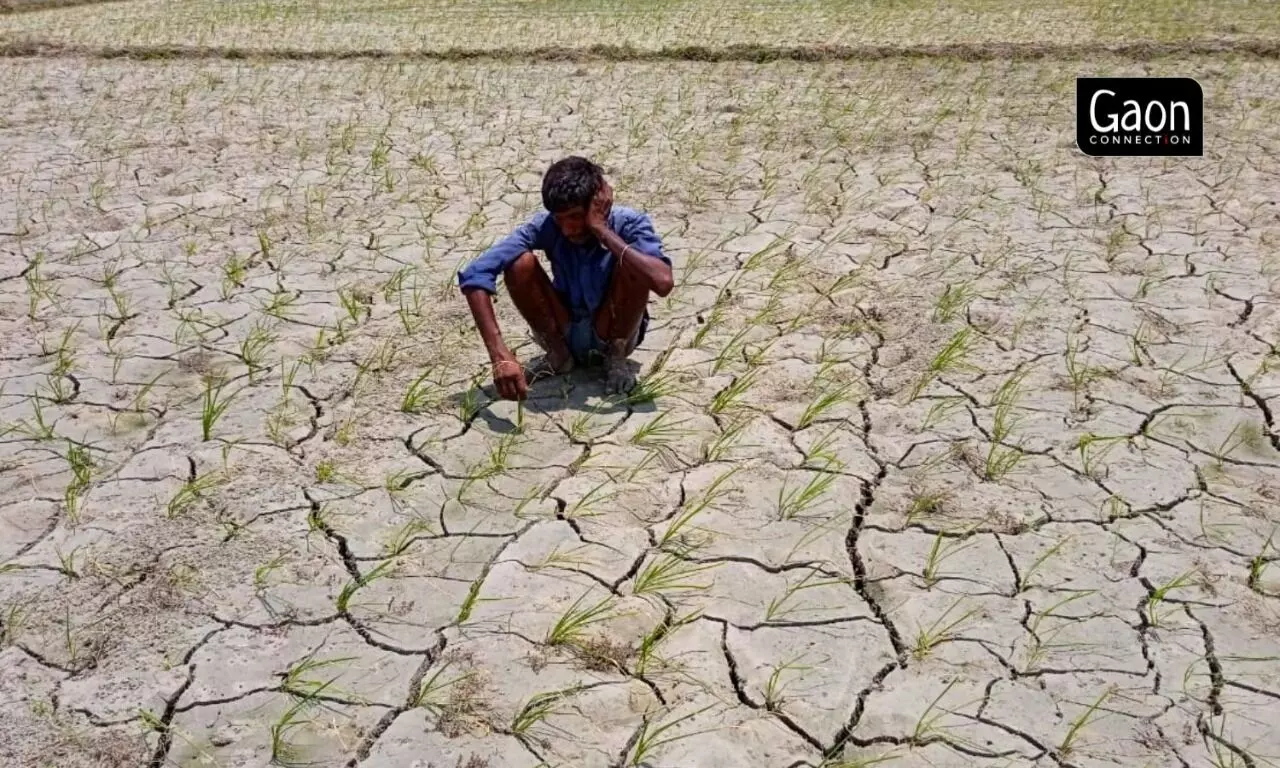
[527, 331, 575, 382]
[526, 330, 576, 383]
[603, 338, 637, 395]
[525, 353, 575, 383]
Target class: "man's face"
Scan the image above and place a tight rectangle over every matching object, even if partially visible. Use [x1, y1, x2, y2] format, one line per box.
[552, 205, 591, 245]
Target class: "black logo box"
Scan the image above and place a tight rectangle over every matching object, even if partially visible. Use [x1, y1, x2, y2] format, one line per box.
[1076, 77, 1203, 157]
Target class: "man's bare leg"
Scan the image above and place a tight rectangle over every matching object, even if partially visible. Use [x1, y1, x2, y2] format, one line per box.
[594, 253, 651, 393]
[504, 251, 575, 376]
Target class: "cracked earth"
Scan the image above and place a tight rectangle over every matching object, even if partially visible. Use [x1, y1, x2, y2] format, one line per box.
[1, 53, 1279, 768]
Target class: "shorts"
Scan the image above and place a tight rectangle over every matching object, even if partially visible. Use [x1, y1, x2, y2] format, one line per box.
[563, 311, 648, 366]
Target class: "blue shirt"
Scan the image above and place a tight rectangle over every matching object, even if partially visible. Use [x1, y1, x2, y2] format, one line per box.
[457, 206, 670, 322]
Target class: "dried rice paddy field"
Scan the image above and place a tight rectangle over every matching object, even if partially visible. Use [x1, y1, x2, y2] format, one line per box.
[2, 3, 1280, 768]
[1, 0, 1278, 54]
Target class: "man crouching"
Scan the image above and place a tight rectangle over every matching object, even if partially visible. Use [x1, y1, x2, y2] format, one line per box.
[458, 156, 674, 400]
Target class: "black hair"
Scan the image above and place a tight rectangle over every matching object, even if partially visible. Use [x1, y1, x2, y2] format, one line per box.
[541, 156, 603, 213]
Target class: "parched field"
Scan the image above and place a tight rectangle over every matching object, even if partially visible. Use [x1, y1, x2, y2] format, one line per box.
[2, 3, 1280, 768]
[2, 0, 1279, 54]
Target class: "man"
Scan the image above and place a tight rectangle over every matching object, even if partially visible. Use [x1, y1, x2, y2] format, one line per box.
[458, 156, 674, 400]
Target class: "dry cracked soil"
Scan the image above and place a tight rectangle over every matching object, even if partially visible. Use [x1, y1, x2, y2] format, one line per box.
[1, 38, 1279, 768]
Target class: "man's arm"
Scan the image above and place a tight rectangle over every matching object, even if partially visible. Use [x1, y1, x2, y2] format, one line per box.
[462, 287, 526, 400]
[587, 181, 674, 296]
[593, 221, 674, 297]
[462, 286, 512, 363]
[457, 215, 546, 399]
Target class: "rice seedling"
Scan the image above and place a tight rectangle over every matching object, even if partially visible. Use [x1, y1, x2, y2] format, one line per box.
[777, 469, 839, 520]
[42, 322, 78, 374]
[625, 704, 717, 766]
[127, 369, 168, 418]
[1063, 330, 1105, 412]
[407, 660, 476, 717]
[633, 608, 701, 676]
[42, 372, 75, 407]
[1248, 528, 1277, 591]
[8, 393, 57, 441]
[199, 374, 239, 442]
[711, 326, 752, 375]
[908, 327, 975, 402]
[1057, 686, 1117, 759]
[764, 569, 849, 623]
[624, 448, 670, 483]
[545, 592, 616, 647]
[219, 252, 249, 298]
[797, 381, 855, 430]
[53, 546, 81, 578]
[458, 373, 486, 423]
[817, 751, 904, 768]
[401, 369, 440, 414]
[709, 370, 758, 415]
[239, 319, 276, 383]
[909, 679, 981, 746]
[260, 285, 300, 321]
[392, 274, 429, 333]
[743, 335, 778, 368]
[767, 254, 806, 291]
[1016, 536, 1072, 592]
[690, 292, 732, 350]
[337, 285, 372, 325]
[510, 686, 585, 737]
[622, 367, 682, 407]
[301, 327, 333, 368]
[932, 282, 977, 324]
[561, 406, 606, 444]
[813, 266, 865, 304]
[920, 396, 966, 431]
[980, 368, 1030, 481]
[335, 558, 397, 614]
[1020, 590, 1097, 673]
[380, 517, 434, 559]
[560, 477, 618, 520]
[104, 280, 133, 325]
[356, 338, 400, 379]
[658, 467, 738, 550]
[61, 440, 94, 525]
[269, 683, 334, 767]
[920, 528, 978, 588]
[253, 554, 290, 596]
[675, 247, 711, 290]
[313, 459, 339, 484]
[912, 597, 979, 660]
[279, 654, 356, 698]
[798, 428, 841, 469]
[701, 416, 752, 462]
[747, 292, 785, 328]
[762, 655, 812, 712]
[1199, 712, 1262, 768]
[630, 410, 691, 448]
[23, 253, 61, 320]
[742, 237, 788, 274]
[1205, 420, 1261, 473]
[1074, 432, 1128, 479]
[904, 486, 952, 526]
[630, 554, 719, 600]
[454, 574, 492, 624]
[1146, 570, 1201, 627]
[167, 469, 226, 518]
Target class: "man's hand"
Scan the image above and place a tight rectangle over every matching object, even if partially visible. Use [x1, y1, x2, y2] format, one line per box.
[586, 179, 613, 236]
[491, 350, 529, 401]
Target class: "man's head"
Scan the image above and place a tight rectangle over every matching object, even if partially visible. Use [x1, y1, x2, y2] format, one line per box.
[542, 156, 604, 244]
